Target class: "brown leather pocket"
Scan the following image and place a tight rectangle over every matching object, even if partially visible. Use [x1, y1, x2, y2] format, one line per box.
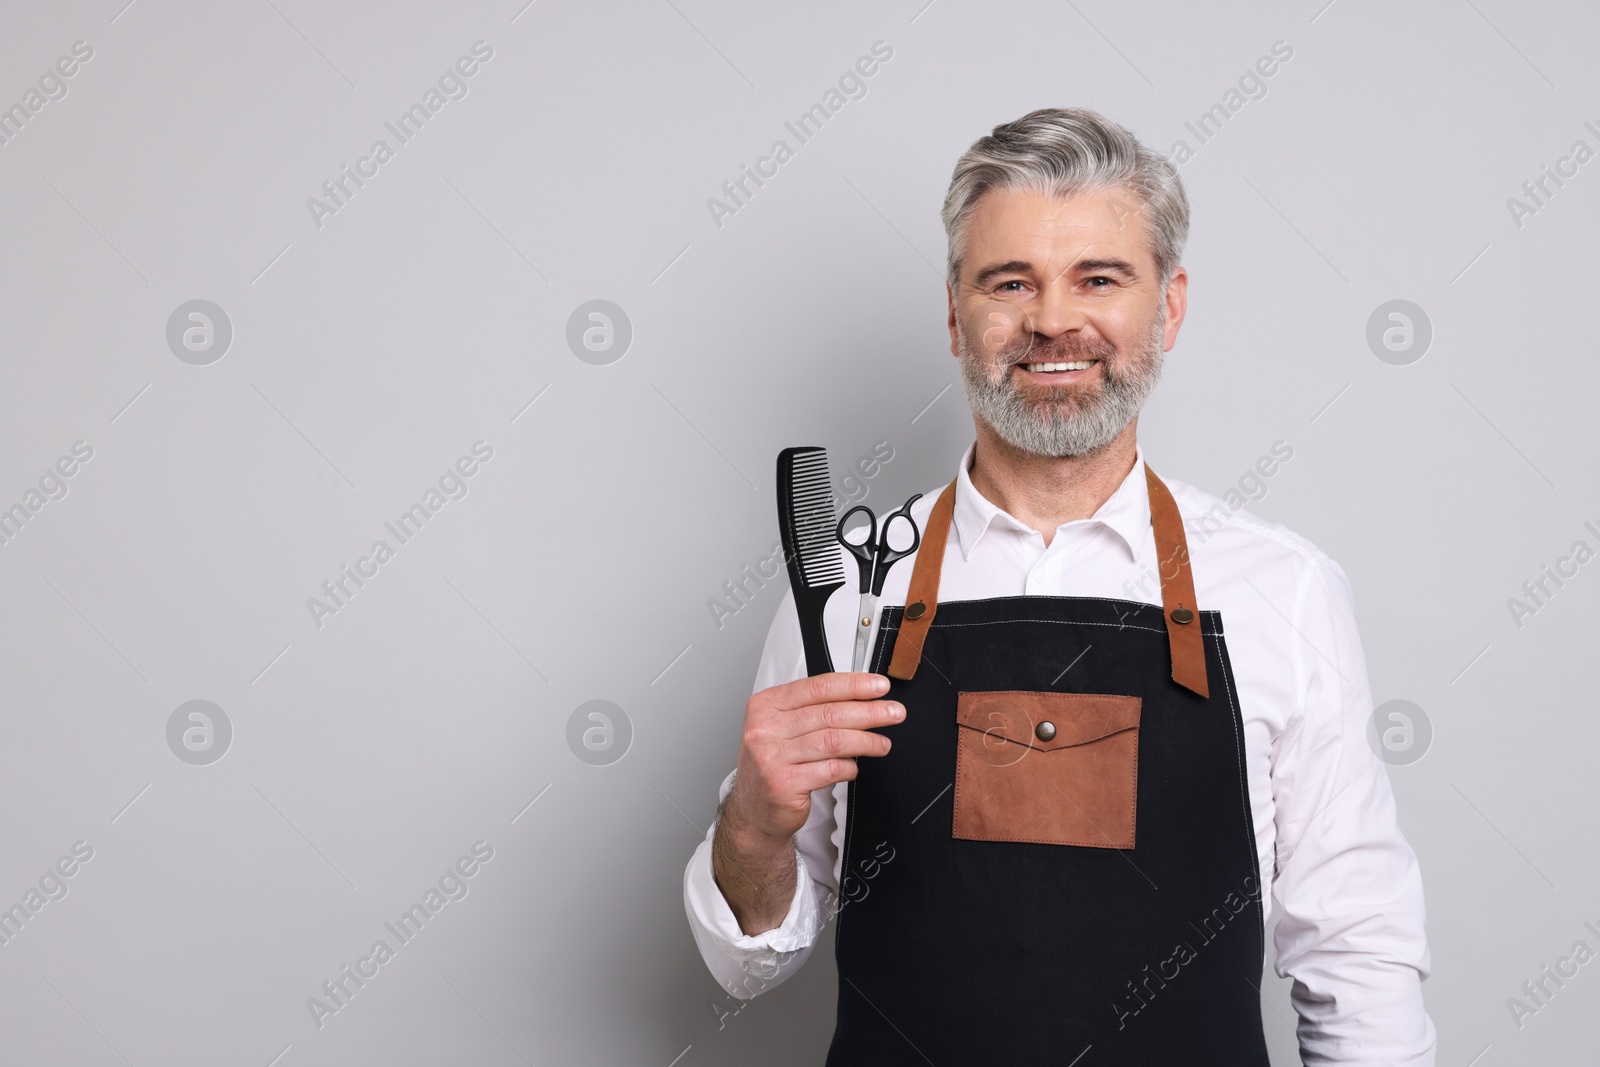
[953, 691, 1141, 848]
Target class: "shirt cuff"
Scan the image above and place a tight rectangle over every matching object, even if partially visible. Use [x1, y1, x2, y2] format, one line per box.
[683, 833, 824, 996]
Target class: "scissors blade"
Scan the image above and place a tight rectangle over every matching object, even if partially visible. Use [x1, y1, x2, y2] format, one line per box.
[851, 592, 879, 673]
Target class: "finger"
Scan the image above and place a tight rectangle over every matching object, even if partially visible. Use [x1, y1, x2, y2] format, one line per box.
[790, 757, 863, 793]
[765, 671, 891, 713]
[781, 698, 905, 739]
[783, 726, 894, 765]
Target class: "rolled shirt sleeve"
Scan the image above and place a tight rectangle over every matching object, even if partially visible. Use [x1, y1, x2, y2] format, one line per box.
[1270, 553, 1437, 1064]
[683, 588, 844, 998]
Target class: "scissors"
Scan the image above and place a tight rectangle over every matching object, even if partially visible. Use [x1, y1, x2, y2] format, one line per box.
[836, 493, 923, 672]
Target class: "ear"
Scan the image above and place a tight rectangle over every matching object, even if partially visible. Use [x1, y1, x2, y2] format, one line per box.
[947, 282, 959, 358]
[1161, 266, 1189, 352]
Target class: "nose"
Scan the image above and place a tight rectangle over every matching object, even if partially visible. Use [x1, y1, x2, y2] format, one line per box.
[1023, 271, 1090, 342]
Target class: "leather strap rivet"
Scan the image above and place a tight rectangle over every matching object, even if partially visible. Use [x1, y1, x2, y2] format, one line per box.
[905, 601, 926, 620]
[1170, 606, 1195, 625]
[860, 617, 871, 627]
[1035, 721, 1056, 742]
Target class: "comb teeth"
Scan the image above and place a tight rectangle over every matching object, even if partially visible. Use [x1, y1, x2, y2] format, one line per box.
[779, 447, 845, 590]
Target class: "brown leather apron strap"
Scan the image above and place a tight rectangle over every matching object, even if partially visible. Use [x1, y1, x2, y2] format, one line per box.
[1145, 465, 1209, 698]
[884, 463, 1211, 699]
[886, 479, 956, 680]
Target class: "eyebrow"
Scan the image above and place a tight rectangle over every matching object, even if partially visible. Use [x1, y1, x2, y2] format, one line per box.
[970, 260, 1033, 287]
[1073, 257, 1139, 280]
[970, 256, 1140, 288]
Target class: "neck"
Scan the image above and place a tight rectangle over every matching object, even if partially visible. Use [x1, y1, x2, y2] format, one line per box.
[967, 417, 1139, 549]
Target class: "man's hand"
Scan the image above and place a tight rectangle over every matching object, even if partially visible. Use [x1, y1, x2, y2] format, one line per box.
[711, 672, 904, 936]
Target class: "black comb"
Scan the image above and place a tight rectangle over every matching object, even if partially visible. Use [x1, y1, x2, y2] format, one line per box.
[777, 446, 846, 676]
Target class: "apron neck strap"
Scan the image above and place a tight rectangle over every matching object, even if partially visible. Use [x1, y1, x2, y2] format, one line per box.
[1145, 465, 1210, 698]
[886, 462, 1210, 699]
[886, 479, 955, 681]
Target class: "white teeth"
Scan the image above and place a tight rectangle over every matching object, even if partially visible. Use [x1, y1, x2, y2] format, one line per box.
[1022, 360, 1094, 372]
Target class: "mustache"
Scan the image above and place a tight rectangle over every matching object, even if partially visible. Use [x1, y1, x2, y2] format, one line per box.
[998, 332, 1120, 367]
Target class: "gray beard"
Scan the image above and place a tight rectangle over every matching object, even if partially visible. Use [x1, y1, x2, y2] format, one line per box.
[957, 314, 1167, 459]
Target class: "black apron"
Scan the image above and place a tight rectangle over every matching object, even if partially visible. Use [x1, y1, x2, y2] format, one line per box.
[826, 467, 1269, 1066]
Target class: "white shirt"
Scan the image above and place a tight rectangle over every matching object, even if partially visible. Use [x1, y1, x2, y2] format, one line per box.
[683, 441, 1436, 1065]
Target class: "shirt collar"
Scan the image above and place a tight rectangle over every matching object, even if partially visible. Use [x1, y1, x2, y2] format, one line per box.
[950, 440, 1152, 564]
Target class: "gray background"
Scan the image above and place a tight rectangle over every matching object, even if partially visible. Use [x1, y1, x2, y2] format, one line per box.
[0, 0, 1593, 1063]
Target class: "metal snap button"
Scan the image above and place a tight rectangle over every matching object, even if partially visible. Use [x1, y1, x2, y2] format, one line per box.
[1035, 721, 1056, 742]
[1170, 606, 1195, 625]
[905, 602, 926, 620]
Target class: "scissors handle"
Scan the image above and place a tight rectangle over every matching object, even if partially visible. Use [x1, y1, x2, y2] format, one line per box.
[835, 504, 879, 593]
[869, 493, 922, 596]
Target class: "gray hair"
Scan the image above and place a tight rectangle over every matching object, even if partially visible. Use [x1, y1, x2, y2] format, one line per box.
[940, 107, 1189, 291]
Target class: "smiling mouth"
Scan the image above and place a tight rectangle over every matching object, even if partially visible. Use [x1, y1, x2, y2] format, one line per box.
[1015, 359, 1098, 374]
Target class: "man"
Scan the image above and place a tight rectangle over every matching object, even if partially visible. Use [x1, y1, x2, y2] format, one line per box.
[683, 107, 1435, 1064]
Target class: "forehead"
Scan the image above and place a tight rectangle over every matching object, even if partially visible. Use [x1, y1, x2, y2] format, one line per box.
[962, 185, 1152, 278]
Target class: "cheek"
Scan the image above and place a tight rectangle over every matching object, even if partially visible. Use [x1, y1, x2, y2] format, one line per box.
[1106, 307, 1165, 356]
[966, 301, 1029, 359]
